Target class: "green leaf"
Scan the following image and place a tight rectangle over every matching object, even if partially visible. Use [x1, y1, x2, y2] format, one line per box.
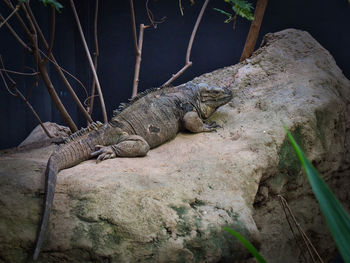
[39, 0, 63, 12]
[285, 126, 350, 263]
[213, 8, 233, 23]
[214, 0, 254, 22]
[223, 227, 267, 263]
[231, 0, 254, 21]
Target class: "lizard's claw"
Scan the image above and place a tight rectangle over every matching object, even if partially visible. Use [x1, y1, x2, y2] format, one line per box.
[91, 145, 116, 163]
[203, 121, 221, 132]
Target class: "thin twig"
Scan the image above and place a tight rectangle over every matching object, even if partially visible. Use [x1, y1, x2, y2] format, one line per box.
[278, 195, 324, 263]
[22, 4, 37, 36]
[21, 3, 40, 64]
[43, 6, 55, 65]
[128, 0, 139, 55]
[281, 197, 324, 263]
[16, 88, 53, 138]
[129, 0, 148, 97]
[145, 0, 166, 28]
[38, 49, 88, 98]
[278, 195, 309, 262]
[0, 68, 39, 76]
[0, 60, 16, 96]
[163, 0, 210, 86]
[88, 0, 99, 117]
[185, 0, 210, 64]
[131, 24, 147, 98]
[84, 94, 99, 107]
[70, 0, 107, 123]
[0, 14, 32, 53]
[128, 0, 140, 56]
[0, 56, 52, 138]
[24, 66, 40, 100]
[1, 0, 32, 39]
[0, 3, 20, 29]
[179, 0, 184, 16]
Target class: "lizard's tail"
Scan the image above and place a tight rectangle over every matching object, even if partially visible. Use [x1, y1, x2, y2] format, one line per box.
[33, 157, 58, 260]
[32, 123, 121, 260]
[33, 140, 95, 260]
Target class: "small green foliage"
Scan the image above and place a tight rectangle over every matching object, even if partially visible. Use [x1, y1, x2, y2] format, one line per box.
[39, 0, 63, 12]
[223, 227, 267, 263]
[229, 0, 254, 20]
[213, 8, 233, 23]
[214, 0, 254, 23]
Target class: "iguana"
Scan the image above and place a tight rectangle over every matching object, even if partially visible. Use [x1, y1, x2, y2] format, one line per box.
[33, 82, 232, 260]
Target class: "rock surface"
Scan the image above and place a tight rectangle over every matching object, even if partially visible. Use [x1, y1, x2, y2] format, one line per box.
[0, 29, 350, 262]
[18, 122, 71, 148]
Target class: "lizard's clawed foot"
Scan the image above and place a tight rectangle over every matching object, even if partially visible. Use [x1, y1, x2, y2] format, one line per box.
[91, 145, 116, 163]
[203, 121, 221, 132]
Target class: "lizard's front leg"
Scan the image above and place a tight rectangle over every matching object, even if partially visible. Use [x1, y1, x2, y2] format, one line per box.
[91, 135, 150, 163]
[183, 111, 220, 133]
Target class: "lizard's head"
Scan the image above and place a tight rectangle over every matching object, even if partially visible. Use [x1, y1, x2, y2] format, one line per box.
[197, 83, 232, 119]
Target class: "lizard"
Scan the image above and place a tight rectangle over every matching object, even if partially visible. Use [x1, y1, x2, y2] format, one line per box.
[33, 82, 233, 260]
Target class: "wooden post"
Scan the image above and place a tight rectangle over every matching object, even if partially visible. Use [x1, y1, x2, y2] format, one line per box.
[240, 0, 269, 62]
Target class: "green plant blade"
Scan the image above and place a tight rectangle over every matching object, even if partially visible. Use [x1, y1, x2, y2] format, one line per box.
[40, 0, 63, 12]
[223, 227, 267, 263]
[285, 127, 350, 263]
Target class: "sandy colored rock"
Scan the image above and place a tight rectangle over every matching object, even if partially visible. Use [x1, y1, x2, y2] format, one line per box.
[0, 29, 349, 262]
[18, 122, 71, 148]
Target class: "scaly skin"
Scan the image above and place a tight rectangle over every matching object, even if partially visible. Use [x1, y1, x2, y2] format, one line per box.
[33, 82, 232, 260]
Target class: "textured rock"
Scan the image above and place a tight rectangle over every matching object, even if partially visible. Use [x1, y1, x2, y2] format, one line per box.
[0, 29, 349, 262]
[18, 122, 71, 148]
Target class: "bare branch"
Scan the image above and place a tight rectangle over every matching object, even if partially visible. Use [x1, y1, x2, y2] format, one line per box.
[0, 58, 16, 96]
[163, 0, 209, 86]
[22, 3, 37, 35]
[279, 195, 324, 263]
[0, 3, 20, 29]
[38, 60, 78, 131]
[2, 1, 79, 131]
[0, 56, 52, 138]
[43, 6, 56, 65]
[128, 0, 140, 56]
[145, 0, 166, 28]
[1, 0, 32, 39]
[240, 0, 268, 62]
[185, 0, 209, 64]
[38, 50, 88, 98]
[88, 0, 99, 117]
[179, 0, 184, 16]
[25, 3, 48, 48]
[0, 68, 39, 76]
[26, 3, 93, 123]
[163, 63, 192, 87]
[93, 0, 99, 58]
[70, 0, 107, 123]
[21, 3, 40, 65]
[0, 14, 32, 52]
[131, 24, 147, 98]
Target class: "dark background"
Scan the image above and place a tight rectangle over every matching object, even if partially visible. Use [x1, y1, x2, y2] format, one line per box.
[0, 0, 349, 149]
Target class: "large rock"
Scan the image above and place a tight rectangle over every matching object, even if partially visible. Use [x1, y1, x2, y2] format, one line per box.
[0, 29, 349, 262]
